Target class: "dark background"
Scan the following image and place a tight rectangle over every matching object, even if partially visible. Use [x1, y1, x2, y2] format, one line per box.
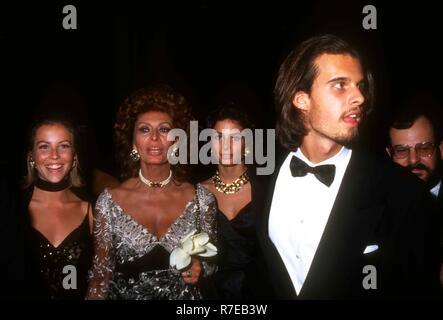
[1, 0, 442, 184]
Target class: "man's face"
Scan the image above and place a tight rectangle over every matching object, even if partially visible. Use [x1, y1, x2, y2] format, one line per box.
[296, 53, 366, 149]
[388, 116, 443, 182]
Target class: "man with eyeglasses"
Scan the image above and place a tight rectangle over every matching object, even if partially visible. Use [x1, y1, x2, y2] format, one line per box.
[386, 92, 443, 288]
[387, 95, 443, 200]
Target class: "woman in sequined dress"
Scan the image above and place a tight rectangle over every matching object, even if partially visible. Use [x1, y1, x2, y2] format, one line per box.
[22, 118, 94, 300]
[86, 85, 217, 300]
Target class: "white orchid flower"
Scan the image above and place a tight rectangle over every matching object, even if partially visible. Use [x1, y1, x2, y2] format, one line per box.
[170, 229, 218, 270]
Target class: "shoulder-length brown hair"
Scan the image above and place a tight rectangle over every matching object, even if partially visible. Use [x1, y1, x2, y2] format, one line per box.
[114, 85, 194, 182]
[274, 34, 375, 151]
[24, 119, 84, 189]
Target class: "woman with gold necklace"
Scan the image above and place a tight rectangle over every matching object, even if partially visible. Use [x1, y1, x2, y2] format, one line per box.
[201, 103, 264, 299]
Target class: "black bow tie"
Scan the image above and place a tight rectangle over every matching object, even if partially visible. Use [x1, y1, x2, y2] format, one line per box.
[290, 156, 336, 187]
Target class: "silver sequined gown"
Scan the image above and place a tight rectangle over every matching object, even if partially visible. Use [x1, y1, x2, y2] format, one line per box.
[86, 184, 217, 300]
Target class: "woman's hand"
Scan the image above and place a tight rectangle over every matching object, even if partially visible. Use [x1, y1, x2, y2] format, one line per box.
[181, 257, 202, 284]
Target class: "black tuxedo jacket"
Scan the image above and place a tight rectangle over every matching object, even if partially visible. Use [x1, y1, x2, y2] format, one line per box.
[254, 148, 441, 299]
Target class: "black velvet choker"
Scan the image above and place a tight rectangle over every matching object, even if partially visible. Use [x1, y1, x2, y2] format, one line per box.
[34, 177, 71, 192]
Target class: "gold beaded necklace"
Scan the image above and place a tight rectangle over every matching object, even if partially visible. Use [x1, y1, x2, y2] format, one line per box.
[212, 170, 249, 194]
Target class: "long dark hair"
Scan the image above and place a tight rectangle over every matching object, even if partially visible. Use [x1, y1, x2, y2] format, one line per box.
[274, 34, 375, 150]
[206, 101, 254, 130]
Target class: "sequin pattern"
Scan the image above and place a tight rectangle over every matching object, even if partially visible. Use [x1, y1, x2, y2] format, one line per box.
[38, 240, 83, 297]
[86, 184, 217, 300]
[29, 215, 92, 300]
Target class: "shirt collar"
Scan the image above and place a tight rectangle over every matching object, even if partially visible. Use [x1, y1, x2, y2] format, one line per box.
[293, 146, 351, 167]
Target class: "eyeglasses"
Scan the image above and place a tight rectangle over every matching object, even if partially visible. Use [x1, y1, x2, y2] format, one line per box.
[390, 142, 436, 159]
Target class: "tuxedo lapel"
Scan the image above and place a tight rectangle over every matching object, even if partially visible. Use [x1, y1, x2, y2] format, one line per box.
[299, 150, 385, 299]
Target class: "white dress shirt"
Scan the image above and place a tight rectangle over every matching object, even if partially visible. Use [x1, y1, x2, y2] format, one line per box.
[268, 146, 352, 295]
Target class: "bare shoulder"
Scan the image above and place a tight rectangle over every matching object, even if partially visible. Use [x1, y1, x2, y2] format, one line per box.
[201, 178, 212, 188]
[75, 198, 94, 232]
[65, 191, 92, 224]
[109, 177, 138, 198]
[102, 178, 141, 208]
[200, 179, 215, 194]
[172, 181, 195, 198]
[67, 191, 90, 209]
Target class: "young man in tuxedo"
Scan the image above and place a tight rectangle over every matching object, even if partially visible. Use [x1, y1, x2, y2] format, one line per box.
[254, 34, 441, 299]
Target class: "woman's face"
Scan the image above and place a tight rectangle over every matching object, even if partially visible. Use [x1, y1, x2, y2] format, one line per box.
[213, 119, 245, 166]
[32, 124, 75, 183]
[133, 111, 174, 165]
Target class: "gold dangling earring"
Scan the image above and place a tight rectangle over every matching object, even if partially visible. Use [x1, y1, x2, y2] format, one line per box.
[29, 157, 35, 168]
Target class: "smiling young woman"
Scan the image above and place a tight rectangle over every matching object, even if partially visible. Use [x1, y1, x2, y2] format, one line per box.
[22, 118, 94, 300]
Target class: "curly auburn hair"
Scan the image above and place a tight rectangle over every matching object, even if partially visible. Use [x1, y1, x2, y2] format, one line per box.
[275, 34, 375, 150]
[114, 85, 194, 182]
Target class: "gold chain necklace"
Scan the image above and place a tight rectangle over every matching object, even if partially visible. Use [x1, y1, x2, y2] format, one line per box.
[212, 170, 249, 194]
